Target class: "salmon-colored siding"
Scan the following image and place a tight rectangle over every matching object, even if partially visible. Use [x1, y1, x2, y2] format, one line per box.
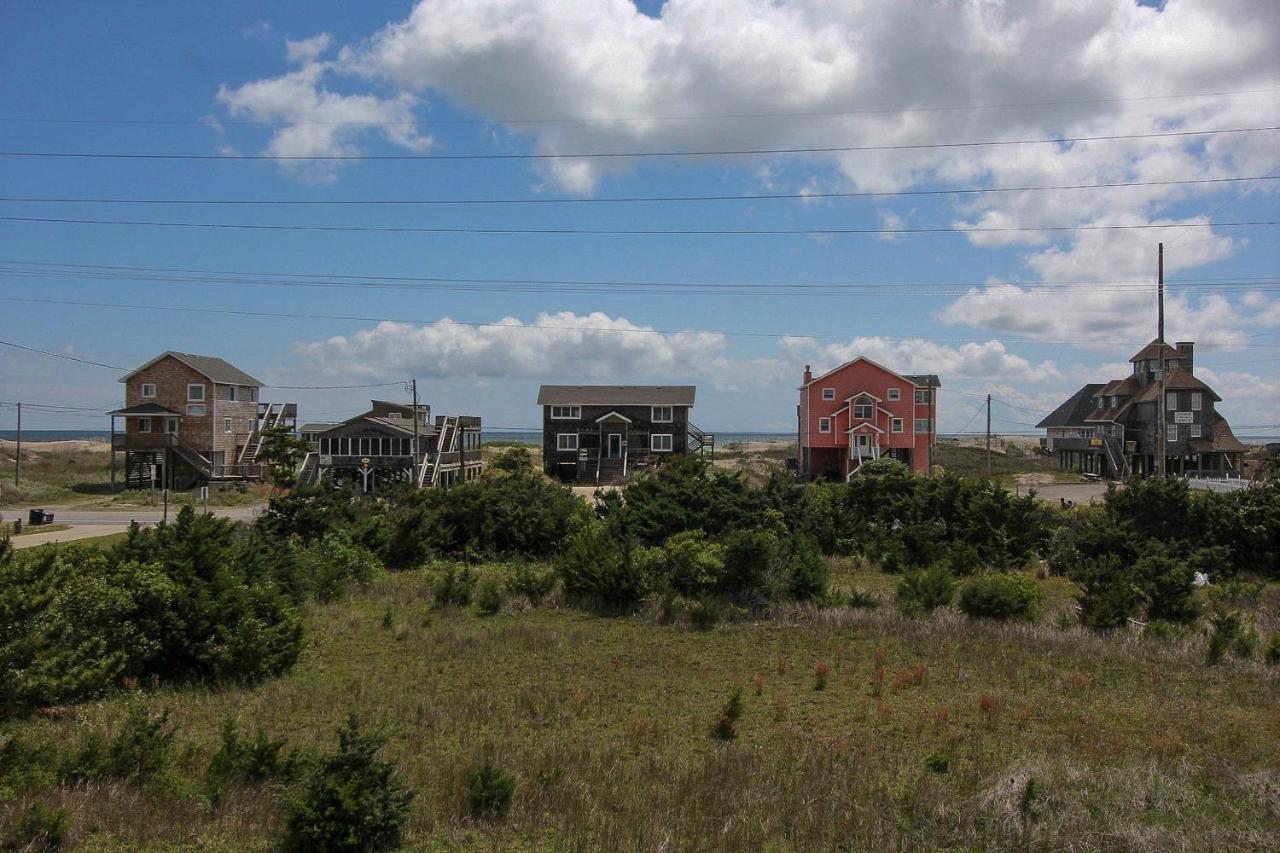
[797, 358, 937, 477]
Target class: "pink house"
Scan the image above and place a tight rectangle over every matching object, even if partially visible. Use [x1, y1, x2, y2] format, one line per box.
[797, 357, 940, 478]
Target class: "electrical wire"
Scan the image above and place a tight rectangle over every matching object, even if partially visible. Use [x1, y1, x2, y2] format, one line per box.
[1, 124, 1274, 161]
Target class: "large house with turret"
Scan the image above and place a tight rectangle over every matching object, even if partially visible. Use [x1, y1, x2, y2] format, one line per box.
[1037, 339, 1247, 478]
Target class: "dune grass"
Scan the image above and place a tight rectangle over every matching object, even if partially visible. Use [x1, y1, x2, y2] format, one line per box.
[3, 563, 1276, 851]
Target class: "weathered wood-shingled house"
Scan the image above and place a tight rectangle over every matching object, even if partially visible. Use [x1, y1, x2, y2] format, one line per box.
[1037, 339, 1247, 478]
[302, 400, 482, 491]
[108, 351, 295, 489]
[536, 385, 713, 484]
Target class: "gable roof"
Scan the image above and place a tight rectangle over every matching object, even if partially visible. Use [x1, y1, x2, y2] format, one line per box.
[537, 385, 696, 406]
[120, 351, 263, 387]
[803, 356, 941, 389]
[1130, 339, 1180, 363]
[1036, 383, 1104, 428]
[1190, 413, 1248, 454]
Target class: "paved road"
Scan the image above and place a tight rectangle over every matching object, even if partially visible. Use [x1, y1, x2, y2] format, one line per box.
[6, 505, 261, 550]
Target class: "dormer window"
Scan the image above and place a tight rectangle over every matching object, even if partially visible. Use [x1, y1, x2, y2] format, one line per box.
[1110, 396, 1117, 409]
[1096, 398, 1103, 409]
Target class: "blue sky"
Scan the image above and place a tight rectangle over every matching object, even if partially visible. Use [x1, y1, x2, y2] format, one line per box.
[1, 0, 1277, 435]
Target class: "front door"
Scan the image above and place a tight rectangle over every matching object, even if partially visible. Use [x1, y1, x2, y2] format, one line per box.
[607, 433, 623, 458]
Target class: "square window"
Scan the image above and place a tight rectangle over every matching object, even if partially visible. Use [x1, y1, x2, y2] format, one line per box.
[138, 417, 151, 433]
[914, 418, 931, 433]
[187, 404, 206, 417]
[887, 388, 900, 401]
[891, 418, 903, 433]
[140, 383, 156, 398]
[188, 383, 205, 402]
[651, 434, 673, 452]
[557, 433, 578, 451]
[821, 388, 835, 401]
[652, 405, 673, 423]
[818, 418, 831, 433]
[915, 389, 931, 405]
[853, 404, 874, 419]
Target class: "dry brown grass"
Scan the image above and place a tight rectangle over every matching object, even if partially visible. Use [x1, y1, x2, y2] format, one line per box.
[2, 568, 1277, 851]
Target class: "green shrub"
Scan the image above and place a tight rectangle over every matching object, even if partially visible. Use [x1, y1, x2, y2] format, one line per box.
[846, 588, 881, 609]
[1072, 556, 1145, 630]
[555, 524, 648, 607]
[785, 535, 828, 601]
[106, 706, 175, 782]
[655, 530, 725, 596]
[895, 568, 956, 616]
[687, 595, 722, 631]
[1207, 611, 1258, 665]
[1264, 633, 1280, 666]
[474, 577, 504, 616]
[206, 718, 296, 806]
[958, 574, 1042, 621]
[432, 564, 476, 608]
[924, 752, 951, 774]
[466, 750, 515, 820]
[3, 801, 69, 852]
[1133, 547, 1200, 623]
[303, 529, 383, 603]
[504, 563, 555, 603]
[720, 527, 786, 602]
[282, 715, 413, 853]
[711, 688, 744, 741]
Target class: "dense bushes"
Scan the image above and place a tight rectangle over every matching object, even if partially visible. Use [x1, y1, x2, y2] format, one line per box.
[1, 510, 308, 714]
[895, 568, 956, 616]
[958, 574, 1042, 621]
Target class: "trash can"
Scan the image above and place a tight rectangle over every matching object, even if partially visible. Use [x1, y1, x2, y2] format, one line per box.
[29, 508, 44, 525]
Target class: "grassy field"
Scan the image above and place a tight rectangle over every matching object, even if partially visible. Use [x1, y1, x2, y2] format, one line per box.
[0, 441, 265, 510]
[3, 561, 1277, 851]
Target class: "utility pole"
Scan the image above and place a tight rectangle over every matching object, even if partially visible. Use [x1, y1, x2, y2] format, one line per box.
[13, 402, 20, 486]
[927, 376, 936, 476]
[1157, 242, 1166, 477]
[985, 393, 992, 479]
[411, 378, 420, 487]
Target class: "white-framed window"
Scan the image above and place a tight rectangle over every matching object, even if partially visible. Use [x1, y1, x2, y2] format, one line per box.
[550, 405, 581, 419]
[853, 399, 874, 419]
[1190, 392, 1202, 411]
[914, 389, 931, 405]
[224, 417, 233, 433]
[1168, 425, 1178, 442]
[556, 433, 578, 451]
[1166, 392, 1177, 410]
[187, 404, 206, 417]
[1110, 396, 1117, 408]
[652, 405, 673, 423]
[818, 418, 831, 433]
[247, 387, 257, 403]
[891, 418, 904, 433]
[227, 385, 238, 402]
[651, 433, 673, 452]
[188, 383, 205, 402]
[821, 388, 835, 401]
[138, 417, 151, 433]
[140, 383, 156, 398]
[1168, 359, 1179, 369]
[914, 418, 931, 433]
[1189, 424, 1202, 438]
[887, 388, 901, 401]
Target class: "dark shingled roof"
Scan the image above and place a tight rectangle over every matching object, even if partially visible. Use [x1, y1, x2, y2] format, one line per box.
[537, 385, 697, 406]
[1190, 414, 1248, 454]
[121, 351, 263, 387]
[106, 402, 184, 416]
[903, 374, 943, 388]
[1036, 383, 1103, 429]
[1129, 339, 1180, 363]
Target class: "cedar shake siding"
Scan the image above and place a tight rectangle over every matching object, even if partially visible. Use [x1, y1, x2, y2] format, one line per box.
[536, 385, 709, 484]
[1037, 339, 1246, 478]
[797, 357, 940, 479]
[109, 352, 293, 489]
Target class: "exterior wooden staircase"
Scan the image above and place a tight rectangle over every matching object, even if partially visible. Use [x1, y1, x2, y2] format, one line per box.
[688, 423, 715, 455]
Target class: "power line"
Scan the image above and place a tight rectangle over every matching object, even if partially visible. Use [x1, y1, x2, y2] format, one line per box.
[4, 265, 1276, 301]
[0, 338, 125, 369]
[1, 124, 1274, 161]
[4, 259, 1274, 295]
[1, 175, 1273, 207]
[3, 215, 1274, 238]
[3, 299, 1278, 350]
[5, 86, 1277, 127]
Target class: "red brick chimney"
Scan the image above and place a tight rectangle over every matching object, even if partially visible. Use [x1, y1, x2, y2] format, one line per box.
[803, 364, 812, 384]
